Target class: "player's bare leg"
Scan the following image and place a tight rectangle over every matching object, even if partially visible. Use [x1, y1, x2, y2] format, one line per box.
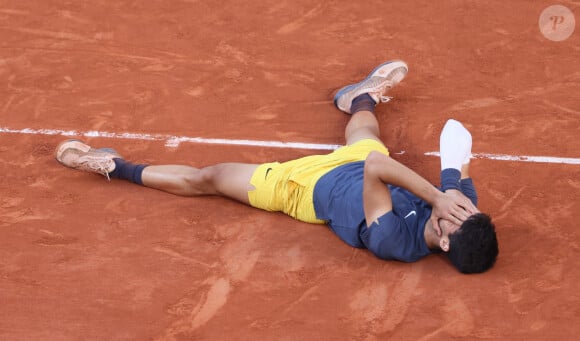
[141, 163, 257, 204]
[55, 140, 258, 205]
[344, 110, 381, 145]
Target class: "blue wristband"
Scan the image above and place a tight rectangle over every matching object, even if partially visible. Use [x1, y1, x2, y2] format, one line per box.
[441, 168, 461, 191]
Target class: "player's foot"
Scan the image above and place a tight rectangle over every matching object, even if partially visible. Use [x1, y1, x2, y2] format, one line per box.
[55, 139, 121, 180]
[334, 60, 408, 114]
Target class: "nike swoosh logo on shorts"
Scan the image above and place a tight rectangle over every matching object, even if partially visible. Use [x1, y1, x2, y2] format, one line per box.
[265, 167, 273, 180]
[404, 211, 417, 219]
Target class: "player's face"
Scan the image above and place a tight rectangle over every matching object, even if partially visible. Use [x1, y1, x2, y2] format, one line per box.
[440, 218, 461, 236]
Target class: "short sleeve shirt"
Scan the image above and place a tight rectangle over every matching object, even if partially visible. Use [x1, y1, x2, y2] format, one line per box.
[313, 161, 432, 262]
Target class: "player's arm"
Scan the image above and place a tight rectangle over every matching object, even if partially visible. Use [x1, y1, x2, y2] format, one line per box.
[435, 119, 480, 235]
[460, 163, 478, 206]
[461, 162, 470, 179]
[363, 151, 475, 227]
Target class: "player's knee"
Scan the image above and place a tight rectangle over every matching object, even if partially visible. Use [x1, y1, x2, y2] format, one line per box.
[183, 167, 217, 195]
[364, 151, 388, 175]
[201, 165, 223, 184]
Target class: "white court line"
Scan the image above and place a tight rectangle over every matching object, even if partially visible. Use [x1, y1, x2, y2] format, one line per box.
[1, 126, 579, 165]
[0, 126, 342, 150]
[424, 152, 580, 165]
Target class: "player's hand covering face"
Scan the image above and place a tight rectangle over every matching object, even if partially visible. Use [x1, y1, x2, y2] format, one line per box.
[431, 189, 479, 236]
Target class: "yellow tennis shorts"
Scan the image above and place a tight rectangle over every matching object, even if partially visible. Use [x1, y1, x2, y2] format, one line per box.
[248, 139, 389, 224]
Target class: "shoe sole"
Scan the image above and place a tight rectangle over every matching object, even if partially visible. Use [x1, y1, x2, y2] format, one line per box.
[55, 139, 120, 164]
[55, 139, 91, 164]
[333, 60, 408, 110]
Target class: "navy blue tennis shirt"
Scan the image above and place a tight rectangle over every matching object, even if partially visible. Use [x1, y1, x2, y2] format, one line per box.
[313, 161, 477, 262]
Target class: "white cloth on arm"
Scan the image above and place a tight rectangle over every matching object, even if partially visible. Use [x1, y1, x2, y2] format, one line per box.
[439, 119, 472, 171]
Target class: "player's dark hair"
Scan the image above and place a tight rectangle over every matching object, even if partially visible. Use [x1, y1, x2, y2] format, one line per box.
[448, 213, 498, 274]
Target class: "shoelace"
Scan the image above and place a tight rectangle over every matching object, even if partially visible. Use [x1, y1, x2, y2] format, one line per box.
[374, 80, 394, 103]
[378, 95, 393, 103]
[362, 77, 395, 104]
[80, 159, 111, 181]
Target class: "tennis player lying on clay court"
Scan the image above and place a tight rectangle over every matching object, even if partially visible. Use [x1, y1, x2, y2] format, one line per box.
[55, 60, 498, 274]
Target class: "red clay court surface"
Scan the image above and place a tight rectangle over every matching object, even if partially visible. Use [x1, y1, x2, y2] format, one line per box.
[1, 1, 579, 340]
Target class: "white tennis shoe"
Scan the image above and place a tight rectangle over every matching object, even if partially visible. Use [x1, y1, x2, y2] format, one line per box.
[334, 60, 408, 114]
[55, 140, 121, 180]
